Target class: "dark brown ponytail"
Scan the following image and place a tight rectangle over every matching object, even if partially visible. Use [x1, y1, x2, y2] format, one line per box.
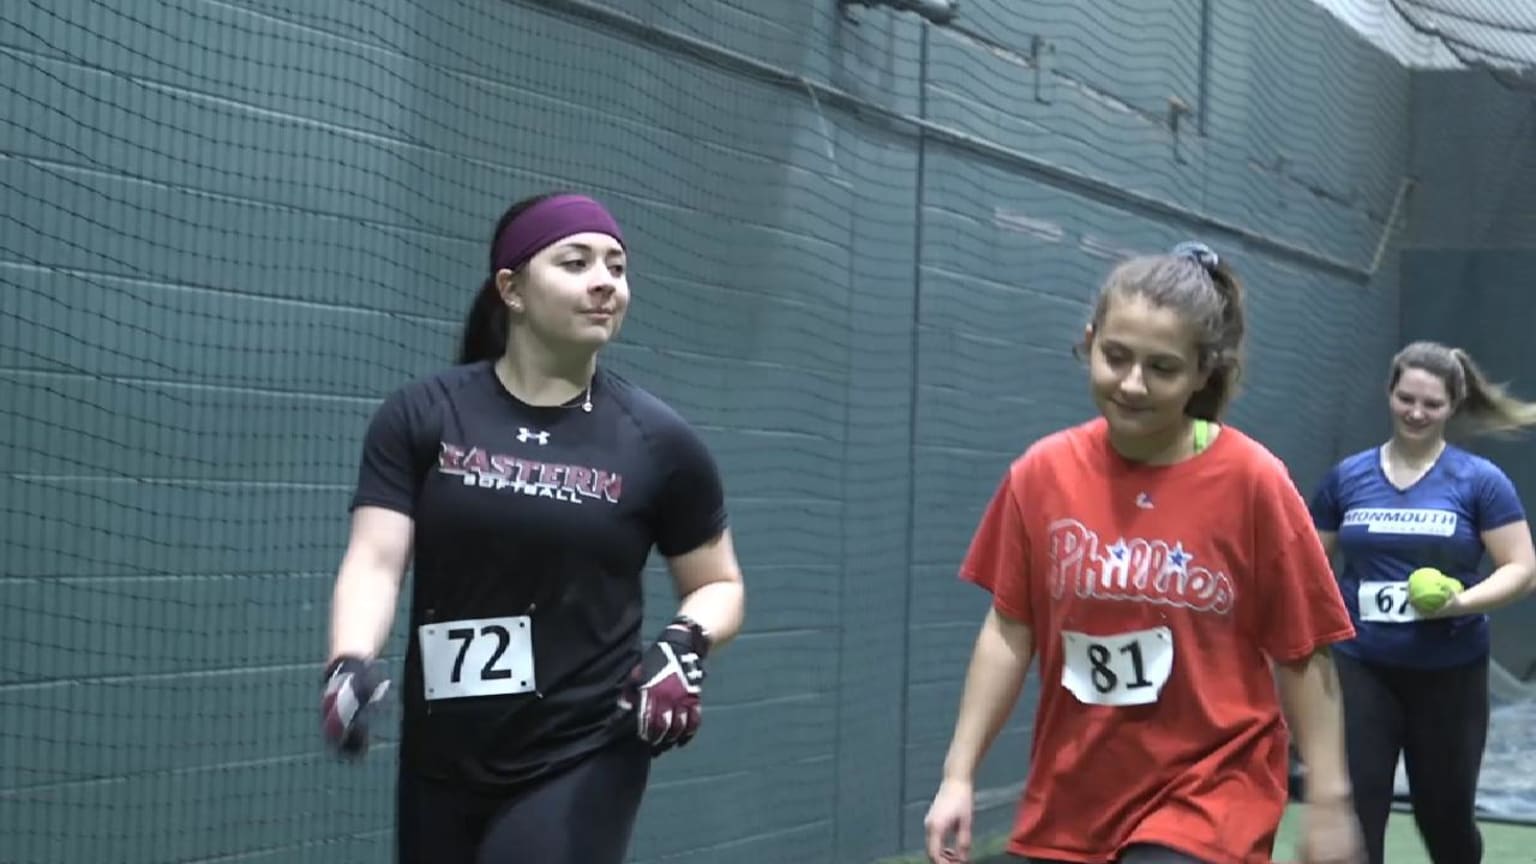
[456, 276, 508, 365]
[455, 192, 560, 365]
[1182, 256, 1246, 422]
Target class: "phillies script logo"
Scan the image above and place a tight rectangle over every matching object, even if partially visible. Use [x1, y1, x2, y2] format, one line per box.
[437, 442, 622, 506]
[1047, 518, 1235, 615]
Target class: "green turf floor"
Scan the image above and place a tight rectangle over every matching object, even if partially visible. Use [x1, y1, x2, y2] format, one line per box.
[1267, 805, 1533, 863]
[880, 805, 1536, 862]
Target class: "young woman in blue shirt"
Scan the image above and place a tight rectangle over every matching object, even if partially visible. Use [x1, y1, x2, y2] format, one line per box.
[1310, 340, 1536, 864]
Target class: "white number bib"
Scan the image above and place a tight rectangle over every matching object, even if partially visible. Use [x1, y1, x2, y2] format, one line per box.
[1358, 581, 1420, 623]
[1061, 626, 1174, 707]
[418, 615, 537, 701]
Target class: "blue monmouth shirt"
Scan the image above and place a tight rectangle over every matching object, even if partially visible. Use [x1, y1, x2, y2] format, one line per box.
[1309, 444, 1525, 669]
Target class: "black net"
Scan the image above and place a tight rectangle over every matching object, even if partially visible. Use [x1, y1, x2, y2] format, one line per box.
[0, 1, 1528, 862]
[1388, 0, 1536, 826]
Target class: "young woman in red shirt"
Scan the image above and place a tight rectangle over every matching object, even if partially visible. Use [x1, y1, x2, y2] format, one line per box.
[924, 243, 1363, 864]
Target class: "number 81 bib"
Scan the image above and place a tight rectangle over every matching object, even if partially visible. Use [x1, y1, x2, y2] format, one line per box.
[1061, 626, 1174, 707]
[418, 615, 537, 701]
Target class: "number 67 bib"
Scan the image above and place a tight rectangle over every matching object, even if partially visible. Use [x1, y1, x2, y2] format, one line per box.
[418, 615, 537, 701]
[1357, 581, 1420, 623]
[1061, 626, 1174, 707]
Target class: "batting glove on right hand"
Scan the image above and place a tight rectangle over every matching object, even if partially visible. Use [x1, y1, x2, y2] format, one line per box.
[321, 655, 390, 759]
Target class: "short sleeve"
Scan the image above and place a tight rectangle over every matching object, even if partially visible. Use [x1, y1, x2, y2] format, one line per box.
[1475, 461, 1526, 533]
[958, 467, 1033, 625]
[350, 385, 433, 517]
[652, 421, 729, 558]
[1247, 462, 1356, 662]
[1308, 463, 1343, 533]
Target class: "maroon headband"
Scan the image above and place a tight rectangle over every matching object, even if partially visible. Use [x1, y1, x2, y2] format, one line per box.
[492, 194, 625, 273]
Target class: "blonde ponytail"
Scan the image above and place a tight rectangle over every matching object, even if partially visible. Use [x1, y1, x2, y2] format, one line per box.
[1451, 348, 1536, 437]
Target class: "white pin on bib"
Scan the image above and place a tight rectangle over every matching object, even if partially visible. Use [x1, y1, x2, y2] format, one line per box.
[1357, 581, 1421, 623]
[418, 615, 537, 700]
[1061, 626, 1174, 707]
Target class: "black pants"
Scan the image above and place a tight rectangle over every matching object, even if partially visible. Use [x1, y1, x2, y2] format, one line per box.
[1334, 651, 1489, 864]
[395, 734, 651, 864]
[1015, 844, 1207, 863]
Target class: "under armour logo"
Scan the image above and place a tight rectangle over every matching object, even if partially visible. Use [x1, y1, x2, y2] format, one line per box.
[517, 427, 549, 445]
[1135, 492, 1154, 509]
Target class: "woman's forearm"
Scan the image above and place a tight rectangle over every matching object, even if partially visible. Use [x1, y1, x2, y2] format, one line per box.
[676, 580, 745, 649]
[328, 563, 403, 662]
[327, 521, 409, 663]
[1445, 562, 1536, 616]
[1274, 648, 1352, 801]
[942, 606, 1035, 784]
[327, 508, 413, 663]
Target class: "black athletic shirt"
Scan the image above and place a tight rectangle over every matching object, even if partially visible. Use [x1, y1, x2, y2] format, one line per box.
[349, 360, 728, 789]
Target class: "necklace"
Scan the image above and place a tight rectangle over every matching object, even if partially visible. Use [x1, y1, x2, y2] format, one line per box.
[493, 357, 593, 412]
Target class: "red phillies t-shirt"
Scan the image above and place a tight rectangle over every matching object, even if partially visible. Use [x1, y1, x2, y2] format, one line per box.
[960, 418, 1355, 864]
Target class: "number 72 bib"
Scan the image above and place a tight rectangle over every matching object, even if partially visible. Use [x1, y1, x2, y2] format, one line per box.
[1061, 626, 1174, 706]
[418, 615, 537, 701]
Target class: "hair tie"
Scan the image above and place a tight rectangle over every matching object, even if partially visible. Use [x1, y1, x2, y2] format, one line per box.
[1171, 240, 1219, 273]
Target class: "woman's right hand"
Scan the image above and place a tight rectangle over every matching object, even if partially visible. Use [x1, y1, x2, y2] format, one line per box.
[923, 777, 976, 862]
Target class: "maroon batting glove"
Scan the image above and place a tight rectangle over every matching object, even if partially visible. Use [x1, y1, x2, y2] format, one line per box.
[321, 655, 390, 759]
[618, 617, 711, 755]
